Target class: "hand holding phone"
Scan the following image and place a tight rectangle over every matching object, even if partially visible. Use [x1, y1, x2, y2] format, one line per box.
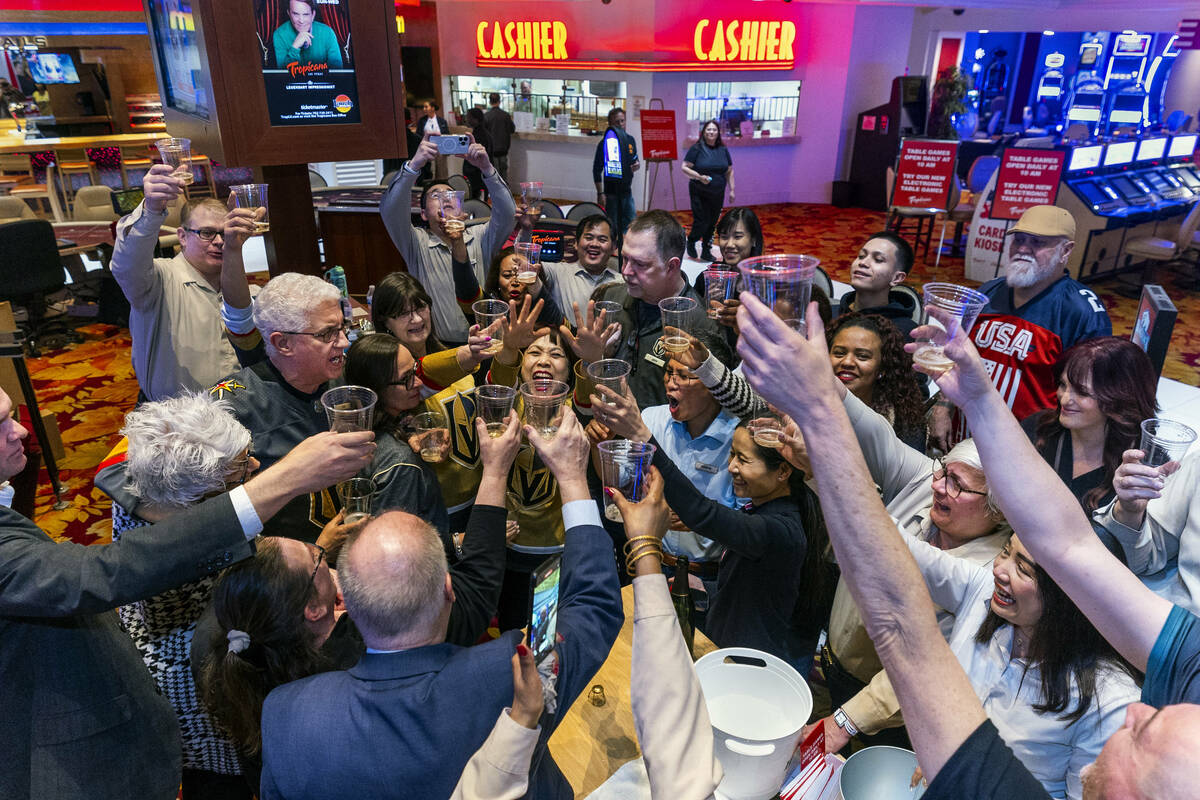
[529, 554, 562, 665]
[431, 134, 471, 155]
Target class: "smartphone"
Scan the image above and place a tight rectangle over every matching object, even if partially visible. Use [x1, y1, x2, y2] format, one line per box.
[431, 134, 471, 155]
[529, 554, 563, 665]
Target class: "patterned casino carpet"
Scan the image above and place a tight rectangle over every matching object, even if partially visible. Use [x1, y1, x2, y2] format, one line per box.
[25, 203, 1200, 544]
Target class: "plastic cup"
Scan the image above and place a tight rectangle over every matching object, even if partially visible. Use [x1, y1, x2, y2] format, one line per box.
[338, 477, 375, 525]
[748, 411, 785, 449]
[437, 189, 465, 234]
[473, 298, 509, 356]
[594, 300, 622, 324]
[913, 283, 990, 375]
[520, 379, 569, 439]
[412, 410, 450, 463]
[597, 440, 657, 523]
[586, 359, 631, 404]
[1140, 419, 1197, 468]
[520, 181, 543, 215]
[703, 268, 739, 319]
[477, 384, 518, 438]
[155, 137, 193, 185]
[321, 385, 377, 432]
[514, 241, 542, 285]
[737, 254, 820, 334]
[657, 296, 699, 356]
[230, 183, 270, 235]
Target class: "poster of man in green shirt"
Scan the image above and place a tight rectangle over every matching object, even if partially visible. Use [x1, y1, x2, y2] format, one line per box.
[272, 0, 343, 69]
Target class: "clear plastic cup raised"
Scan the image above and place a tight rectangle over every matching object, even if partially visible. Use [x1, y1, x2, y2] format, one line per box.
[230, 183, 270, 235]
[520, 181, 543, 216]
[520, 379, 569, 439]
[657, 296, 699, 356]
[338, 477, 375, 525]
[737, 254, 820, 334]
[914, 283, 990, 374]
[438, 189, 466, 235]
[597, 440, 657, 523]
[703, 268, 739, 319]
[155, 137, 193, 185]
[412, 410, 450, 463]
[594, 300, 622, 325]
[1140, 419, 1197, 469]
[514, 241, 542, 285]
[321, 385, 377, 432]
[748, 411, 786, 449]
[586, 359, 631, 404]
[476, 384, 518, 438]
[473, 298, 509, 356]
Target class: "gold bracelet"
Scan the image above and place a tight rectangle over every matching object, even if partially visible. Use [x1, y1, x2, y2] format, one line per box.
[623, 535, 662, 553]
[624, 542, 662, 570]
[626, 547, 663, 576]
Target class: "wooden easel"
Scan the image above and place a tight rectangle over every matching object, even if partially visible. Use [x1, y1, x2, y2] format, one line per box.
[643, 98, 678, 211]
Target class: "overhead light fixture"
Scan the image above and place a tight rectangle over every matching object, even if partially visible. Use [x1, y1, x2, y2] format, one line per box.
[978, 29, 989, 33]
[1043, 30, 1055, 36]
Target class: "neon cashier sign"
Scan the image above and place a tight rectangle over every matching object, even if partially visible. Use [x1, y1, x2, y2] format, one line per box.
[475, 17, 797, 71]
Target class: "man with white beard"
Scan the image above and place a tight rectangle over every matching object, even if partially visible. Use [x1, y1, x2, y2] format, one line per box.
[932, 205, 1111, 447]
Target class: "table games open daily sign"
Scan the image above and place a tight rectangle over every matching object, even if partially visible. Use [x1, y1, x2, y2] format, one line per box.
[892, 139, 957, 209]
[640, 109, 677, 161]
[990, 149, 1066, 221]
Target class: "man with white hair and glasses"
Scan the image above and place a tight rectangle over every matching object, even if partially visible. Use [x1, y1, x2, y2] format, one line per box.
[930, 205, 1111, 449]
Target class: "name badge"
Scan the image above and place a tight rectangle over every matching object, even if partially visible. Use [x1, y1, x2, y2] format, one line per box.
[644, 352, 665, 368]
[694, 461, 719, 474]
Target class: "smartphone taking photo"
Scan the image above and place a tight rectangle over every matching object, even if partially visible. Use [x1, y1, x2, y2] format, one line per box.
[431, 134, 471, 155]
[529, 554, 562, 665]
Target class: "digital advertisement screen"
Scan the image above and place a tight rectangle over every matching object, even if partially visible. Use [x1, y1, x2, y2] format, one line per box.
[257, 0, 361, 126]
[1137, 138, 1167, 161]
[1103, 141, 1136, 167]
[25, 53, 79, 84]
[1068, 145, 1103, 171]
[1169, 134, 1198, 159]
[146, 0, 211, 120]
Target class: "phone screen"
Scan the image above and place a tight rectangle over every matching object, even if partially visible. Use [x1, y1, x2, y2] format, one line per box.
[529, 554, 562, 664]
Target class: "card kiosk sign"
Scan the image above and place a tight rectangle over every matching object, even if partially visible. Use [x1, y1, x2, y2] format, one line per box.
[258, 0, 361, 126]
[991, 149, 1066, 221]
[891, 139, 957, 209]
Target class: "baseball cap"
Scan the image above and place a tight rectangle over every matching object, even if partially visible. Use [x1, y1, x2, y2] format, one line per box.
[1006, 205, 1075, 240]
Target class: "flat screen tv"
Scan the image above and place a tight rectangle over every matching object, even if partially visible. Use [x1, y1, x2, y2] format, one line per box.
[145, 0, 211, 120]
[26, 53, 80, 85]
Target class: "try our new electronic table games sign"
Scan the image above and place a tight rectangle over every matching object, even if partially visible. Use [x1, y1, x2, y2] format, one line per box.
[258, 0, 361, 126]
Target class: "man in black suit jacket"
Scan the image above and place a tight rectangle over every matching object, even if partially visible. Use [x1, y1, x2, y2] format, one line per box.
[259, 412, 623, 799]
[0, 387, 374, 800]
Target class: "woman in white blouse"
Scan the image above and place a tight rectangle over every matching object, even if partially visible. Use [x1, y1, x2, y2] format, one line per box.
[906, 530, 1141, 799]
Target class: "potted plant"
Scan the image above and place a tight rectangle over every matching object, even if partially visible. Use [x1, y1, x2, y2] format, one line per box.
[928, 66, 972, 140]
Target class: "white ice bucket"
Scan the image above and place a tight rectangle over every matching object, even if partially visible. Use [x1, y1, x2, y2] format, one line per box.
[838, 745, 927, 800]
[695, 647, 813, 800]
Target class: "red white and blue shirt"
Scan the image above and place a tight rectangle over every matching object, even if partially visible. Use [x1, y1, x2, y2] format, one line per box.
[953, 274, 1111, 443]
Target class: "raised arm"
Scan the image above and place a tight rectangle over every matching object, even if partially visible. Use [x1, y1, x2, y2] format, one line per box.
[736, 296, 987, 783]
[109, 165, 183, 309]
[918, 313, 1171, 671]
[380, 137, 434, 265]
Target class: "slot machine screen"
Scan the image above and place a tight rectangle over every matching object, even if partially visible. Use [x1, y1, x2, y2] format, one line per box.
[1136, 138, 1167, 161]
[1110, 175, 1143, 199]
[1169, 134, 1198, 159]
[1068, 145, 1104, 171]
[1103, 141, 1136, 167]
[1109, 94, 1145, 125]
[1076, 181, 1110, 207]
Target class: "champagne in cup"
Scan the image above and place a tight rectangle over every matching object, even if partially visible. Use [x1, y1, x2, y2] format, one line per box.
[703, 268, 739, 319]
[514, 242, 542, 285]
[658, 296, 699, 355]
[155, 137, 194, 185]
[339, 477, 375, 525]
[320, 385, 377, 433]
[737, 254, 819, 335]
[1139, 419, 1197, 469]
[439, 189, 465, 234]
[597, 440, 656, 523]
[230, 183, 271, 235]
[520, 379, 569, 439]
[749, 412, 785, 449]
[412, 410, 450, 463]
[586, 359, 631, 405]
[476, 384, 518, 438]
[472, 298, 509, 356]
[914, 283, 990, 375]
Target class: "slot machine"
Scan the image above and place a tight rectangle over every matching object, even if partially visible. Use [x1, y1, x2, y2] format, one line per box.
[1167, 133, 1200, 190]
[1132, 136, 1193, 202]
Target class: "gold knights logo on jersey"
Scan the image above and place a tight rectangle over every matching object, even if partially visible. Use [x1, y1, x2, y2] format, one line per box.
[209, 379, 246, 400]
[507, 445, 556, 510]
[439, 390, 481, 468]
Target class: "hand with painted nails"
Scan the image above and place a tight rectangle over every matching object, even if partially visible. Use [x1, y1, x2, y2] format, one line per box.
[458, 324, 496, 370]
[509, 642, 544, 729]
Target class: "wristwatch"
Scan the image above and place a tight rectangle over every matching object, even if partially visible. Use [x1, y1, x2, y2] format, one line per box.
[833, 707, 859, 737]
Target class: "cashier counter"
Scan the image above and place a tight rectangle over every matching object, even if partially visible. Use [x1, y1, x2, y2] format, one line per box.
[1059, 132, 1199, 280]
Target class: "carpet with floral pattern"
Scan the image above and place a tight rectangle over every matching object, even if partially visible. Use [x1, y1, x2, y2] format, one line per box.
[25, 202, 1200, 544]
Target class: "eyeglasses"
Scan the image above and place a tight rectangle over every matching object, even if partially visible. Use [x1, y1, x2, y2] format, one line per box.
[223, 444, 256, 488]
[931, 458, 988, 499]
[389, 366, 418, 390]
[182, 227, 224, 242]
[307, 543, 326, 588]
[279, 322, 352, 344]
[663, 367, 699, 384]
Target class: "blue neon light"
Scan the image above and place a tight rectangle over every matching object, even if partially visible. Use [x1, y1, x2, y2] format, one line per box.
[0, 22, 147, 37]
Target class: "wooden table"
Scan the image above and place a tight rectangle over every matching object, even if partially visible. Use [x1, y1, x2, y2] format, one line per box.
[0, 132, 169, 156]
[53, 221, 116, 257]
[549, 584, 717, 797]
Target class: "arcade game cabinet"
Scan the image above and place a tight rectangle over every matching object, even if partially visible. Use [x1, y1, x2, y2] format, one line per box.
[848, 76, 928, 210]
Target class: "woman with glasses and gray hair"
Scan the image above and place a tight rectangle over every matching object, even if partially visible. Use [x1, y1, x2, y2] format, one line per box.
[104, 392, 262, 799]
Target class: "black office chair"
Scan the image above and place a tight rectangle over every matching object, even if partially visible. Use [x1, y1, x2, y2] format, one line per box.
[566, 201, 606, 222]
[0, 219, 74, 355]
[538, 200, 565, 219]
[462, 198, 491, 219]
